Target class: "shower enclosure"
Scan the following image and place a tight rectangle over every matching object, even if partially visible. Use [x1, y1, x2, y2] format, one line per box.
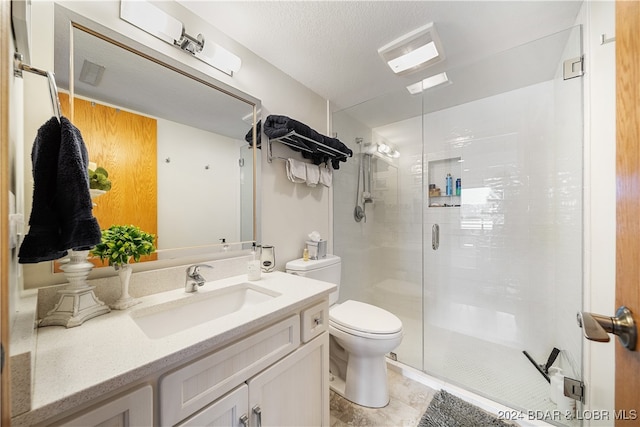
[333, 26, 583, 424]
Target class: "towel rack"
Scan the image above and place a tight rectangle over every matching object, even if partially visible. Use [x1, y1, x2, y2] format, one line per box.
[267, 130, 349, 163]
[14, 53, 62, 122]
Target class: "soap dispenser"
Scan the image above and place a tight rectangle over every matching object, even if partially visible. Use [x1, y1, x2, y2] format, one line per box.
[247, 243, 261, 280]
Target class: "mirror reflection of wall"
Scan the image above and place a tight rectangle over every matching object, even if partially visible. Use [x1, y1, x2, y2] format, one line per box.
[58, 92, 249, 262]
[21, 6, 261, 288]
[58, 93, 159, 267]
[45, 13, 258, 267]
[67, 25, 255, 244]
[156, 117, 247, 255]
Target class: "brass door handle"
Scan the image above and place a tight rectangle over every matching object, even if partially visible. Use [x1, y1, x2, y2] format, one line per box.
[577, 306, 637, 350]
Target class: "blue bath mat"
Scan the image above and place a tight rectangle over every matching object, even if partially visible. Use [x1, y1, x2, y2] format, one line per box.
[417, 390, 512, 427]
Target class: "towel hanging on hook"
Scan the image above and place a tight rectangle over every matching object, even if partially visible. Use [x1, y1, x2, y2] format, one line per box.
[14, 53, 62, 122]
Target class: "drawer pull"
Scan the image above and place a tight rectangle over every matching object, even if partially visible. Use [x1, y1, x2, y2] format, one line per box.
[253, 405, 262, 427]
[239, 414, 249, 427]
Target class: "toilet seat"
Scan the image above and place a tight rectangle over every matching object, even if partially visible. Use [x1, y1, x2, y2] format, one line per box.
[329, 300, 402, 338]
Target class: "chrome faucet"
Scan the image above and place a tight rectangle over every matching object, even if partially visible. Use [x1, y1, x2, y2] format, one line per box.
[185, 264, 214, 293]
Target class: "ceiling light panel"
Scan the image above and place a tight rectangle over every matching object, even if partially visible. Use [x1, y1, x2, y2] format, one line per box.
[378, 22, 445, 76]
[406, 72, 450, 95]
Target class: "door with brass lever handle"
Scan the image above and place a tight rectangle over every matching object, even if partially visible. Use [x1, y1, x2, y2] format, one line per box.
[577, 306, 637, 350]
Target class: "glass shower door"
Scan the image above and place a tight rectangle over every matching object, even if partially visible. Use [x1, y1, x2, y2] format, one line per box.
[422, 26, 584, 423]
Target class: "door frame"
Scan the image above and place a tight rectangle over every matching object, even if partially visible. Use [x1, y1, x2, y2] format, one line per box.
[615, 0, 640, 423]
[0, 0, 12, 424]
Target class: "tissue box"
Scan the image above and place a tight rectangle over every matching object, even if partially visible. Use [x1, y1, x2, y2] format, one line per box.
[306, 240, 327, 260]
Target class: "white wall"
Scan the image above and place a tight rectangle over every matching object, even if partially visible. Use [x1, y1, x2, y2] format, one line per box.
[19, 1, 56, 289]
[21, 0, 330, 288]
[16, 0, 615, 418]
[332, 2, 616, 419]
[157, 119, 242, 251]
[109, 0, 331, 268]
[9, 11, 26, 323]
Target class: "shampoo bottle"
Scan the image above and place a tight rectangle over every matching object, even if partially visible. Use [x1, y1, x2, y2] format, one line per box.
[247, 243, 261, 280]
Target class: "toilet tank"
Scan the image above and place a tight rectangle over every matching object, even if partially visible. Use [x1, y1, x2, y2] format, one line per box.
[285, 255, 340, 305]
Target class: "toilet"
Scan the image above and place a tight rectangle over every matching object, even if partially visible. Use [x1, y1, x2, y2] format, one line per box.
[285, 255, 403, 408]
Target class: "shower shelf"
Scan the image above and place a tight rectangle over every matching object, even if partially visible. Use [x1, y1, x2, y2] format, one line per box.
[267, 131, 350, 163]
[429, 195, 460, 208]
[428, 155, 462, 207]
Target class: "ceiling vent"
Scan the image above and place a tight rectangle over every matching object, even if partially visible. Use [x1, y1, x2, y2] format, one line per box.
[79, 60, 106, 86]
[378, 22, 445, 76]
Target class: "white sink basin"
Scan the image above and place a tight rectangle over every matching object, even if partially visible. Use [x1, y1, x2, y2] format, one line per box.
[131, 282, 281, 339]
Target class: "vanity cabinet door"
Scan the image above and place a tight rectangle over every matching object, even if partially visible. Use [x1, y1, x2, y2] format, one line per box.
[57, 385, 153, 426]
[247, 332, 329, 427]
[159, 315, 300, 425]
[176, 384, 248, 427]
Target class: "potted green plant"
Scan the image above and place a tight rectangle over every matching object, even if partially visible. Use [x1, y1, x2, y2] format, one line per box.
[88, 165, 112, 192]
[91, 224, 156, 309]
[87, 165, 112, 202]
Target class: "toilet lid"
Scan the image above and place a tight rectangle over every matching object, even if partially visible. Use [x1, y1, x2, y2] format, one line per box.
[330, 300, 402, 335]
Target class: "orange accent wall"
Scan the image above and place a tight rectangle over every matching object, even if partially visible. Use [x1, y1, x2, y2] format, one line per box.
[59, 93, 158, 267]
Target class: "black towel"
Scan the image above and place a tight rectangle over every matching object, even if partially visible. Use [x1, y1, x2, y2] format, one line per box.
[263, 115, 353, 169]
[244, 120, 262, 149]
[264, 115, 317, 152]
[19, 116, 102, 263]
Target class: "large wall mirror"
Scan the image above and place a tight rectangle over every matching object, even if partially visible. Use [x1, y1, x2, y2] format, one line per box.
[41, 5, 260, 273]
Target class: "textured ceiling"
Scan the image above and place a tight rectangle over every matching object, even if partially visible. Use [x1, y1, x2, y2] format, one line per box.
[178, 1, 583, 111]
[54, 6, 254, 139]
[53, 1, 584, 140]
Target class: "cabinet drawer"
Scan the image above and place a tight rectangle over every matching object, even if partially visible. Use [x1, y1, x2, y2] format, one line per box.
[176, 384, 248, 427]
[160, 315, 300, 426]
[301, 301, 328, 343]
[57, 385, 153, 426]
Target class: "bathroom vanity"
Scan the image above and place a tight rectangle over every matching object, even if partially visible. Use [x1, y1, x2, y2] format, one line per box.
[11, 272, 334, 426]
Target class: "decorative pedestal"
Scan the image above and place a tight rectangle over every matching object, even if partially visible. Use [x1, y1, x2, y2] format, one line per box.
[40, 250, 110, 328]
[110, 264, 140, 310]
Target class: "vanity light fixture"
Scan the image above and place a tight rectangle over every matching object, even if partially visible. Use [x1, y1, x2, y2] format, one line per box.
[406, 72, 450, 95]
[120, 0, 242, 76]
[378, 22, 445, 76]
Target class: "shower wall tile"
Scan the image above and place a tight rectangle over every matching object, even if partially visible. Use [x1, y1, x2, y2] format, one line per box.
[334, 72, 582, 383]
[420, 80, 581, 362]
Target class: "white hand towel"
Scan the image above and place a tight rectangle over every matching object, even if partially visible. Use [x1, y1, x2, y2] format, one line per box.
[305, 163, 320, 187]
[320, 166, 332, 188]
[286, 158, 306, 183]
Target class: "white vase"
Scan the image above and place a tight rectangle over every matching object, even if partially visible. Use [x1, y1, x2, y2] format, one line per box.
[110, 264, 140, 310]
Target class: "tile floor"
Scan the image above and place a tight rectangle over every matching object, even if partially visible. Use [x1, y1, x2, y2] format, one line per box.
[330, 368, 438, 426]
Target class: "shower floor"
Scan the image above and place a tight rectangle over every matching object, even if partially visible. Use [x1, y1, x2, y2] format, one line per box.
[366, 278, 578, 427]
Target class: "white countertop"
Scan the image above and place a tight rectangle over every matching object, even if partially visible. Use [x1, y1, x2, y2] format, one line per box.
[12, 271, 335, 426]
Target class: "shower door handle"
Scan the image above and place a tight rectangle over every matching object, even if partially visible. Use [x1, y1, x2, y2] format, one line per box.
[432, 224, 439, 250]
[577, 306, 637, 350]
